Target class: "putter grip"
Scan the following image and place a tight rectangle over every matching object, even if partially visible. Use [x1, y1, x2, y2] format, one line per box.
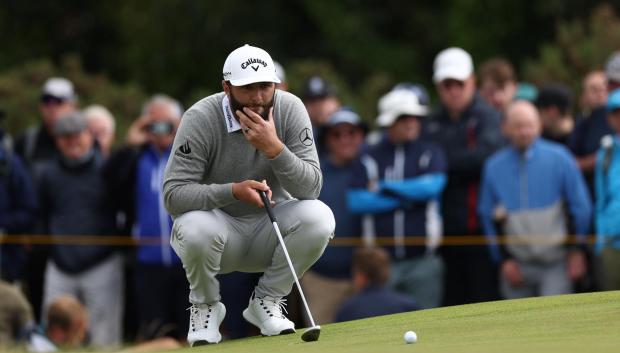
[258, 190, 276, 223]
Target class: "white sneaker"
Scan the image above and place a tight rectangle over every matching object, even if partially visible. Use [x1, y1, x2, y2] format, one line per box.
[243, 293, 296, 336]
[187, 302, 226, 346]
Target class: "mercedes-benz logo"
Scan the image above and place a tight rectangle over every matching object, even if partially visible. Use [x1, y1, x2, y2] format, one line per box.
[299, 128, 313, 146]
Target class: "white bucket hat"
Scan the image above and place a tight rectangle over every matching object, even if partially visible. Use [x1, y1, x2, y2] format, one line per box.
[223, 44, 281, 86]
[376, 89, 429, 127]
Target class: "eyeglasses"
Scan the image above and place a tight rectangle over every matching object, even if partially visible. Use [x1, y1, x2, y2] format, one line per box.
[41, 95, 65, 105]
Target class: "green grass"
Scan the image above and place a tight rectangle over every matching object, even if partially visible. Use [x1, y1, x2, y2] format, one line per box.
[175, 291, 620, 353]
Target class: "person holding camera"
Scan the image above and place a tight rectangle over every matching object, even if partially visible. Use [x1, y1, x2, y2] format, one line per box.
[103, 95, 189, 342]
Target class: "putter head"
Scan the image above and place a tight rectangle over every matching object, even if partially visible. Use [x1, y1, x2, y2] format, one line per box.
[301, 325, 321, 342]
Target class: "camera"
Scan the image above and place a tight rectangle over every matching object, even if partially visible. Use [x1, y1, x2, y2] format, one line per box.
[146, 121, 174, 135]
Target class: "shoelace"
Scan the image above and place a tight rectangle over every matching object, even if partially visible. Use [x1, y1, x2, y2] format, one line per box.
[188, 304, 213, 332]
[259, 297, 289, 319]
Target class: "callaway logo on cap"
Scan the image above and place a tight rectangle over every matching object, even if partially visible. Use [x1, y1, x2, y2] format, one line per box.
[223, 44, 281, 86]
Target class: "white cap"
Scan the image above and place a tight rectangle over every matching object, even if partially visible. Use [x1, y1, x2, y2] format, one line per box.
[42, 77, 76, 101]
[433, 47, 473, 83]
[376, 89, 429, 127]
[222, 44, 281, 86]
[605, 51, 620, 83]
[273, 60, 286, 83]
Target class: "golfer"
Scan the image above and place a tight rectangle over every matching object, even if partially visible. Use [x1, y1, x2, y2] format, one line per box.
[163, 44, 335, 346]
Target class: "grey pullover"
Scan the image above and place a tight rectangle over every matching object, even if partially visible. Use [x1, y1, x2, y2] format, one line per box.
[163, 90, 321, 218]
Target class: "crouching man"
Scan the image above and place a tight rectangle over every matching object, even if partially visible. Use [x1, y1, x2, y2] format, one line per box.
[163, 44, 335, 346]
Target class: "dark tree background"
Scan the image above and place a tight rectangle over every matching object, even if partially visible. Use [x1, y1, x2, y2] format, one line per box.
[1, 0, 619, 138]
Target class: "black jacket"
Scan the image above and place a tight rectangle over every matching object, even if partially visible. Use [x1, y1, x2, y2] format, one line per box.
[423, 94, 504, 235]
[38, 150, 117, 273]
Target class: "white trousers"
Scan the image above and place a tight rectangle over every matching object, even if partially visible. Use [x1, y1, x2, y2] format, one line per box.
[170, 199, 335, 305]
[42, 253, 124, 348]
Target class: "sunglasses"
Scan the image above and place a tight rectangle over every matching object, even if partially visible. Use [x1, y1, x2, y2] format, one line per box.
[41, 95, 66, 105]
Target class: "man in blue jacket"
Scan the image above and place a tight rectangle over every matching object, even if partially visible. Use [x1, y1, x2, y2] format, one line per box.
[0, 124, 37, 283]
[594, 88, 620, 291]
[478, 101, 592, 299]
[104, 95, 188, 341]
[302, 108, 366, 325]
[348, 87, 447, 309]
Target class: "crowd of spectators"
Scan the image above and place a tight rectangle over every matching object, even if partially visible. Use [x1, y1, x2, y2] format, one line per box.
[1, 47, 620, 350]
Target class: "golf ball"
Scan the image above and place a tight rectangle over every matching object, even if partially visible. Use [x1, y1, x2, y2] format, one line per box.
[404, 330, 417, 344]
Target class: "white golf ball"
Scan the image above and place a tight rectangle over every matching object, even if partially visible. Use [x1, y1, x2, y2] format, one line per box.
[404, 330, 417, 344]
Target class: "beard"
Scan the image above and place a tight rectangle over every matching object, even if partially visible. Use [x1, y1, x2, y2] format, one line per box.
[229, 91, 274, 121]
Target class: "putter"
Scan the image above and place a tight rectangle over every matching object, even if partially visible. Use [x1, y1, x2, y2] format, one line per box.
[258, 190, 321, 342]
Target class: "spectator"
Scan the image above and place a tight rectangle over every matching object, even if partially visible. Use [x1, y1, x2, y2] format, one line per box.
[478, 57, 518, 113]
[578, 71, 608, 119]
[335, 247, 419, 322]
[594, 88, 620, 291]
[15, 77, 78, 179]
[83, 105, 116, 158]
[104, 95, 187, 341]
[38, 112, 122, 347]
[26, 295, 181, 353]
[349, 88, 447, 308]
[423, 47, 504, 306]
[14, 77, 78, 321]
[478, 101, 591, 299]
[535, 83, 574, 146]
[568, 54, 620, 201]
[301, 108, 366, 325]
[0, 280, 34, 346]
[0, 125, 37, 283]
[27, 295, 89, 352]
[302, 75, 341, 152]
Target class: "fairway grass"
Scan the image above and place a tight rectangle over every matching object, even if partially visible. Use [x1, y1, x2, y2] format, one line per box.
[176, 291, 620, 353]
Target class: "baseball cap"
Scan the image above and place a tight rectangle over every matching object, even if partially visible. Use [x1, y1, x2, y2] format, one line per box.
[273, 61, 286, 83]
[433, 47, 474, 83]
[514, 82, 538, 102]
[53, 111, 88, 136]
[606, 88, 620, 111]
[222, 44, 280, 86]
[535, 83, 572, 111]
[326, 108, 362, 127]
[605, 51, 620, 83]
[376, 89, 429, 127]
[303, 76, 337, 100]
[41, 77, 76, 101]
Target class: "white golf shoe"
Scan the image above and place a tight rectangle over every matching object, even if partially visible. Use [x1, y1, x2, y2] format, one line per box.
[187, 302, 226, 346]
[242, 293, 296, 336]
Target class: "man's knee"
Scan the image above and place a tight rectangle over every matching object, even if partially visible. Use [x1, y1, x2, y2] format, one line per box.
[173, 211, 226, 257]
[296, 200, 335, 245]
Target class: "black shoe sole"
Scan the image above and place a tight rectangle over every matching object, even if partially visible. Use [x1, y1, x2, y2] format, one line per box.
[191, 340, 210, 347]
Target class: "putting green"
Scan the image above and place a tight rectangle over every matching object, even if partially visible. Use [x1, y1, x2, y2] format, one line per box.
[175, 291, 620, 353]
